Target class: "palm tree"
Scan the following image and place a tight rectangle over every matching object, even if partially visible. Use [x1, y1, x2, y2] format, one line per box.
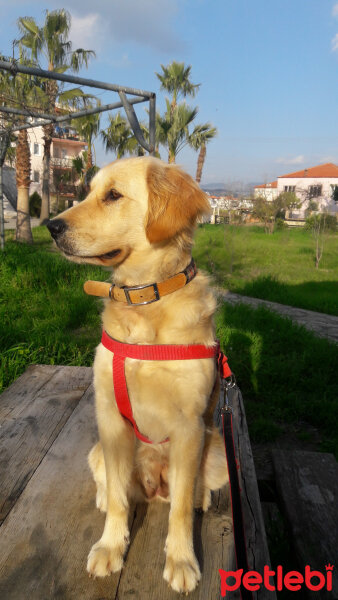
[101, 112, 138, 159]
[71, 152, 99, 201]
[189, 123, 217, 183]
[17, 9, 95, 223]
[0, 52, 44, 242]
[72, 108, 100, 170]
[156, 61, 200, 116]
[15, 128, 32, 242]
[157, 100, 198, 163]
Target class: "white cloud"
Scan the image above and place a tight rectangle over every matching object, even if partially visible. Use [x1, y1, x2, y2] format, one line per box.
[70, 13, 101, 51]
[331, 33, 338, 51]
[51, 0, 183, 54]
[275, 155, 305, 165]
[333, 3, 338, 17]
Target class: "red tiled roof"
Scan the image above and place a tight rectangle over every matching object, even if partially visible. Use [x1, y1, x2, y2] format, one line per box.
[254, 181, 277, 189]
[279, 163, 338, 179]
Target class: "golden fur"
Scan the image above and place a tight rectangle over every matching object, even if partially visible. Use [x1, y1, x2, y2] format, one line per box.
[50, 156, 228, 594]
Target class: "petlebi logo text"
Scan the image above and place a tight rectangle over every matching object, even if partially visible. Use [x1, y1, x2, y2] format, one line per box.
[219, 564, 334, 596]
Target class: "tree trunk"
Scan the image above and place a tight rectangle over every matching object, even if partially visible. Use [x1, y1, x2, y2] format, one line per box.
[16, 130, 33, 243]
[168, 148, 175, 163]
[196, 144, 206, 183]
[40, 75, 57, 224]
[40, 123, 53, 224]
[86, 142, 93, 171]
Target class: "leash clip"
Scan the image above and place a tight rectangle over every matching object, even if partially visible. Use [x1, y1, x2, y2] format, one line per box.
[220, 374, 236, 415]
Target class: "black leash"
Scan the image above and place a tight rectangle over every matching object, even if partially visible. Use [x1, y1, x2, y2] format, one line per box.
[219, 374, 254, 600]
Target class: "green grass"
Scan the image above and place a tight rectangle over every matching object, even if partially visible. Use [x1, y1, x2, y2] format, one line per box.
[193, 224, 338, 315]
[216, 303, 338, 457]
[0, 227, 107, 392]
[1, 226, 337, 457]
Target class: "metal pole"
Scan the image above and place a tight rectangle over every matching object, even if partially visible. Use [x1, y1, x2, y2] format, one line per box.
[0, 60, 154, 99]
[0, 132, 10, 251]
[149, 95, 156, 156]
[119, 92, 151, 153]
[0, 164, 4, 251]
[0, 96, 148, 134]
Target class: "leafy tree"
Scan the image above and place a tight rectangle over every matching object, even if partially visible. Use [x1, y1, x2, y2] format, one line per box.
[29, 191, 42, 217]
[155, 61, 202, 163]
[156, 61, 200, 117]
[101, 112, 139, 159]
[71, 153, 99, 201]
[189, 122, 217, 183]
[307, 199, 318, 213]
[156, 100, 198, 163]
[253, 191, 300, 234]
[71, 107, 100, 170]
[17, 9, 95, 223]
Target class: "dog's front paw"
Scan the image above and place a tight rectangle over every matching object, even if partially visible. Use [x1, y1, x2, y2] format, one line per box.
[87, 540, 126, 577]
[163, 554, 201, 593]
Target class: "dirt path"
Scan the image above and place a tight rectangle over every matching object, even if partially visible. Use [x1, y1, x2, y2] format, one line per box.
[220, 291, 338, 343]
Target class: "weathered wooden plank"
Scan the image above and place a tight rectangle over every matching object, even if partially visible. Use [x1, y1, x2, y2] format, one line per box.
[0, 364, 62, 421]
[0, 384, 123, 600]
[228, 387, 275, 598]
[0, 365, 93, 523]
[116, 487, 237, 600]
[272, 449, 338, 599]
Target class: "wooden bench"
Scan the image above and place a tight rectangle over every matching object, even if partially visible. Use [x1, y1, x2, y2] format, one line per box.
[272, 449, 338, 598]
[0, 365, 273, 599]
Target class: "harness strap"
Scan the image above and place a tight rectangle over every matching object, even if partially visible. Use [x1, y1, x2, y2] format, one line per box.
[101, 330, 223, 443]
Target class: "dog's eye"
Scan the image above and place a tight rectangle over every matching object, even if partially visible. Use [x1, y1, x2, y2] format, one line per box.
[107, 189, 122, 201]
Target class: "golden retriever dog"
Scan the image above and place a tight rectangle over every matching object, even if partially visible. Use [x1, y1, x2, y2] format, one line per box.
[47, 156, 228, 594]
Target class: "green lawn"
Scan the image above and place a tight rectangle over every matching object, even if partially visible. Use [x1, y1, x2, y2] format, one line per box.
[193, 224, 338, 315]
[1, 226, 338, 457]
[1, 227, 107, 392]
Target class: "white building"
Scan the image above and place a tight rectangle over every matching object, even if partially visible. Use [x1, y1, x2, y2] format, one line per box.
[27, 124, 86, 208]
[254, 163, 338, 218]
[254, 181, 278, 201]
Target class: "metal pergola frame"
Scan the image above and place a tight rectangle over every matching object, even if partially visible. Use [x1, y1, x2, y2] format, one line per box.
[0, 59, 156, 249]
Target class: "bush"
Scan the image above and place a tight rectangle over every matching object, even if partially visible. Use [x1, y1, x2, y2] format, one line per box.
[274, 218, 286, 231]
[305, 213, 337, 232]
[29, 191, 42, 217]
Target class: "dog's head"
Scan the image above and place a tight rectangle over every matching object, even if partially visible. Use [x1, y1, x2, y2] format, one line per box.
[47, 156, 211, 267]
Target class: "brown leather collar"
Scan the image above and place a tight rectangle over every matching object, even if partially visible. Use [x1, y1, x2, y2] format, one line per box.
[83, 259, 197, 306]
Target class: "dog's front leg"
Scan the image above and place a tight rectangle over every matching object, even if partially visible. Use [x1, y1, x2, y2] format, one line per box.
[87, 402, 135, 578]
[164, 417, 204, 593]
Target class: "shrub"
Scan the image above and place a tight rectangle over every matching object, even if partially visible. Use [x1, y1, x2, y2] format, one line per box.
[29, 191, 42, 217]
[274, 218, 286, 231]
[305, 214, 337, 232]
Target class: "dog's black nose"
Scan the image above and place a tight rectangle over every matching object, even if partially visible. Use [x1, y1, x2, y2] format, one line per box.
[46, 218, 67, 239]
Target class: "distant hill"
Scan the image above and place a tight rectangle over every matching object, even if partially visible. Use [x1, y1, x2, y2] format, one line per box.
[201, 181, 259, 197]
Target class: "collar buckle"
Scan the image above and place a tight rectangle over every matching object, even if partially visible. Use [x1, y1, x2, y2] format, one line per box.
[123, 282, 160, 306]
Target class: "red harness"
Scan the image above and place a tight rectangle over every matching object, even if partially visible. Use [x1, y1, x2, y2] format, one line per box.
[101, 329, 231, 444]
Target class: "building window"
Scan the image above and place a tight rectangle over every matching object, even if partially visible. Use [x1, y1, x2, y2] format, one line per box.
[331, 185, 338, 204]
[33, 143, 39, 155]
[308, 185, 322, 198]
[33, 170, 40, 183]
[284, 185, 295, 193]
[61, 148, 67, 159]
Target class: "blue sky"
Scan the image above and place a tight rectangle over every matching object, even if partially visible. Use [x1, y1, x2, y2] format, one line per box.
[1, 0, 338, 185]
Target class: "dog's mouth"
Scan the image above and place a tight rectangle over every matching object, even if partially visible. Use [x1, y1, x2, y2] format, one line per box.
[60, 246, 129, 266]
[64, 248, 121, 261]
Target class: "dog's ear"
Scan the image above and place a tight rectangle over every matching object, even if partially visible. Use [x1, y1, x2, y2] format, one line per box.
[146, 162, 211, 244]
